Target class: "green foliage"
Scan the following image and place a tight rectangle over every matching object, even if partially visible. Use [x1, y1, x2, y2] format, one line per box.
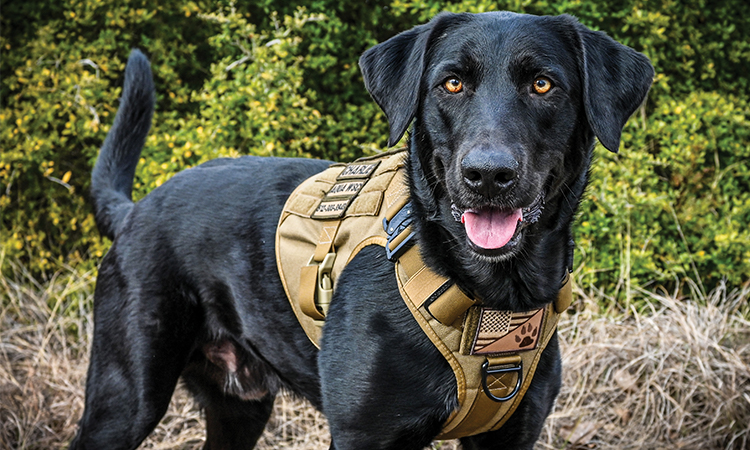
[1, 0, 222, 275]
[134, 8, 335, 198]
[578, 92, 750, 296]
[2, 0, 749, 299]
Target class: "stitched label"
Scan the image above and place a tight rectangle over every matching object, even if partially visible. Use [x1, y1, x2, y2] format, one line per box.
[337, 161, 380, 180]
[485, 371, 518, 399]
[311, 160, 384, 219]
[470, 308, 544, 355]
[319, 225, 339, 244]
[327, 180, 366, 198]
[311, 199, 350, 219]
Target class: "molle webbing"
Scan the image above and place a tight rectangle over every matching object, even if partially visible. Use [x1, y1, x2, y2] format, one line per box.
[275, 149, 410, 345]
[274, 148, 573, 438]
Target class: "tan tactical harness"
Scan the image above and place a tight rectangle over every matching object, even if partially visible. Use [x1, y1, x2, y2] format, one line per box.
[275, 148, 572, 439]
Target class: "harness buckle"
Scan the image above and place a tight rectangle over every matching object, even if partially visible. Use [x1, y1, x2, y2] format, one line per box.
[316, 252, 335, 316]
[383, 200, 415, 261]
[481, 356, 523, 402]
[302, 252, 336, 319]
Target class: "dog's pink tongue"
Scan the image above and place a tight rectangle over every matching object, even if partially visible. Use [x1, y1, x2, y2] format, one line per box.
[462, 208, 523, 249]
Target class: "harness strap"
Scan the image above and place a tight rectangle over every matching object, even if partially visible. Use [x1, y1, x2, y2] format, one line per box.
[426, 283, 477, 325]
[276, 148, 409, 347]
[394, 244, 571, 439]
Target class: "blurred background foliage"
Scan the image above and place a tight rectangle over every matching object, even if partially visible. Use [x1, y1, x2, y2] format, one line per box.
[2, 0, 749, 301]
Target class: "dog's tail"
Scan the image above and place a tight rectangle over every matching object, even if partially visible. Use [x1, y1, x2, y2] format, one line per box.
[91, 49, 154, 240]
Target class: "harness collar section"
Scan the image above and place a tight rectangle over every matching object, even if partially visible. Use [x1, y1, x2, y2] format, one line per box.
[393, 243, 571, 439]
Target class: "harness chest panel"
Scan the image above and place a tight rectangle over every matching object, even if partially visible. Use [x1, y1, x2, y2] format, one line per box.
[274, 149, 572, 439]
[394, 245, 570, 438]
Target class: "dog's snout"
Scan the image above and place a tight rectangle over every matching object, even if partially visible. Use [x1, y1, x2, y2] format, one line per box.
[461, 149, 519, 198]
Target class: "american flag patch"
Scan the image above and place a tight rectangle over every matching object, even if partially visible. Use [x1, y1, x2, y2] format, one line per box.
[470, 308, 544, 355]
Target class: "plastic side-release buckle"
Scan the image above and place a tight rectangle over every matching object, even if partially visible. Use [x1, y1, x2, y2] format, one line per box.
[481, 355, 523, 402]
[383, 200, 415, 261]
[300, 252, 336, 320]
[314, 252, 335, 317]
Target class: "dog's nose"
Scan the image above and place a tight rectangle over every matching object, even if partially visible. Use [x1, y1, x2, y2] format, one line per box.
[461, 149, 518, 198]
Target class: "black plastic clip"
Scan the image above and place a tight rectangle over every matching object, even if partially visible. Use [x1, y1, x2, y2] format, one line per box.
[481, 358, 523, 402]
[383, 200, 416, 261]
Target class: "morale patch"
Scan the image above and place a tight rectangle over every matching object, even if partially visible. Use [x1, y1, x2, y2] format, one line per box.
[337, 161, 380, 180]
[327, 180, 366, 198]
[471, 308, 544, 355]
[312, 199, 351, 219]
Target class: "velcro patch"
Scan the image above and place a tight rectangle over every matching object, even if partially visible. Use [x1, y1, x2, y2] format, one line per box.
[337, 161, 380, 180]
[470, 308, 544, 355]
[310, 160, 384, 219]
[327, 180, 366, 198]
[312, 199, 351, 219]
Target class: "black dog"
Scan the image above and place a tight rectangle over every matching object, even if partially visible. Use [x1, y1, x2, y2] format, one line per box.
[70, 11, 652, 450]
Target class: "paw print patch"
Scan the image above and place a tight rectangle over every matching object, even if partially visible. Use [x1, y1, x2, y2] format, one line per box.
[470, 307, 544, 355]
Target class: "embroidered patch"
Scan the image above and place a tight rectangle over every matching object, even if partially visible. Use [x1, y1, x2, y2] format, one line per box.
[311, 161, 383, 219]
[311, 199, 351, 219]
[327, 180, 367, 198]
[471, 308, 544, 355]
[337, 161, 380, 180]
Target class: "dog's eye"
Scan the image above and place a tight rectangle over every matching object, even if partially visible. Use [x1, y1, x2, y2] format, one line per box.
[532, 77, 552, 94]
[444, 78, 463, 94]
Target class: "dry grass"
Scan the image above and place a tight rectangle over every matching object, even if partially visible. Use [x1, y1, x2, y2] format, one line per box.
[1, 262, 748, 450]
[538, 282, 750, 450]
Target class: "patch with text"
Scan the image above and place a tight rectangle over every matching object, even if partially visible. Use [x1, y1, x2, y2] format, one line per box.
[337, 161, 380, 180]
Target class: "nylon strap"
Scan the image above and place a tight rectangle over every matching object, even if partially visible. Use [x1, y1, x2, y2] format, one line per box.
[394, 245, 569, 439]
[299, 220, 341, 320]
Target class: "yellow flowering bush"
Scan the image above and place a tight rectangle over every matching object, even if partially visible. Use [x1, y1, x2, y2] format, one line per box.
[2, 0, 748, 299]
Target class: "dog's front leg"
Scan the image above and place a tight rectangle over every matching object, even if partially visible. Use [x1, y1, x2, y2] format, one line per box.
[319, 246, 455, 450]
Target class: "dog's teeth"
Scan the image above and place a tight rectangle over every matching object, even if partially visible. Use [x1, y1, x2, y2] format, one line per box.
[451, 204, 463, 222]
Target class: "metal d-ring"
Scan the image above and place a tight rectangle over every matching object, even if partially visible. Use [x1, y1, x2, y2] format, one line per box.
[481, 359, 523, 402]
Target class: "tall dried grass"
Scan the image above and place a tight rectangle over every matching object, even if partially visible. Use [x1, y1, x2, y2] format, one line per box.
[539, 282, 750, 450]
[1, 261, 748, 450]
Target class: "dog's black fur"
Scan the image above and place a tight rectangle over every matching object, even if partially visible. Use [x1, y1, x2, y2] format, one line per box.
[70, 11, 653, 450]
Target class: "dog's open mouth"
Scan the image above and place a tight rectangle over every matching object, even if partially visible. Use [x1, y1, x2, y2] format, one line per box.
[461, 208, 523, 249]
[451, 194, 544, 254]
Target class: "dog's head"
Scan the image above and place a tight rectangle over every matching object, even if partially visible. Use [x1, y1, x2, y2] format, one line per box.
[361, 12, 653, 266]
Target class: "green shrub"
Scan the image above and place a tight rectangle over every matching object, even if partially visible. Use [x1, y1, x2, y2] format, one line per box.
[134, 8, 335, 198]
[578, 92, 750, 297]
[2, 0, 749, 299]
[0, 1, 332, 274]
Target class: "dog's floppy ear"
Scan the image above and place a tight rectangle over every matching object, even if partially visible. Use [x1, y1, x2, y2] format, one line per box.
[359, 21, 436, 147]
[573, 18, 655, 153]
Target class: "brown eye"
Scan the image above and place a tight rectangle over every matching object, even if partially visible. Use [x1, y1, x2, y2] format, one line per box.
[444, 78, 463, 94]
[533, 77, 552, 94]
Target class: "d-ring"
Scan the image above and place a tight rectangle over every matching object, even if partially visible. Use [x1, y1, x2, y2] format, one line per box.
[481, 359, 523, 402]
